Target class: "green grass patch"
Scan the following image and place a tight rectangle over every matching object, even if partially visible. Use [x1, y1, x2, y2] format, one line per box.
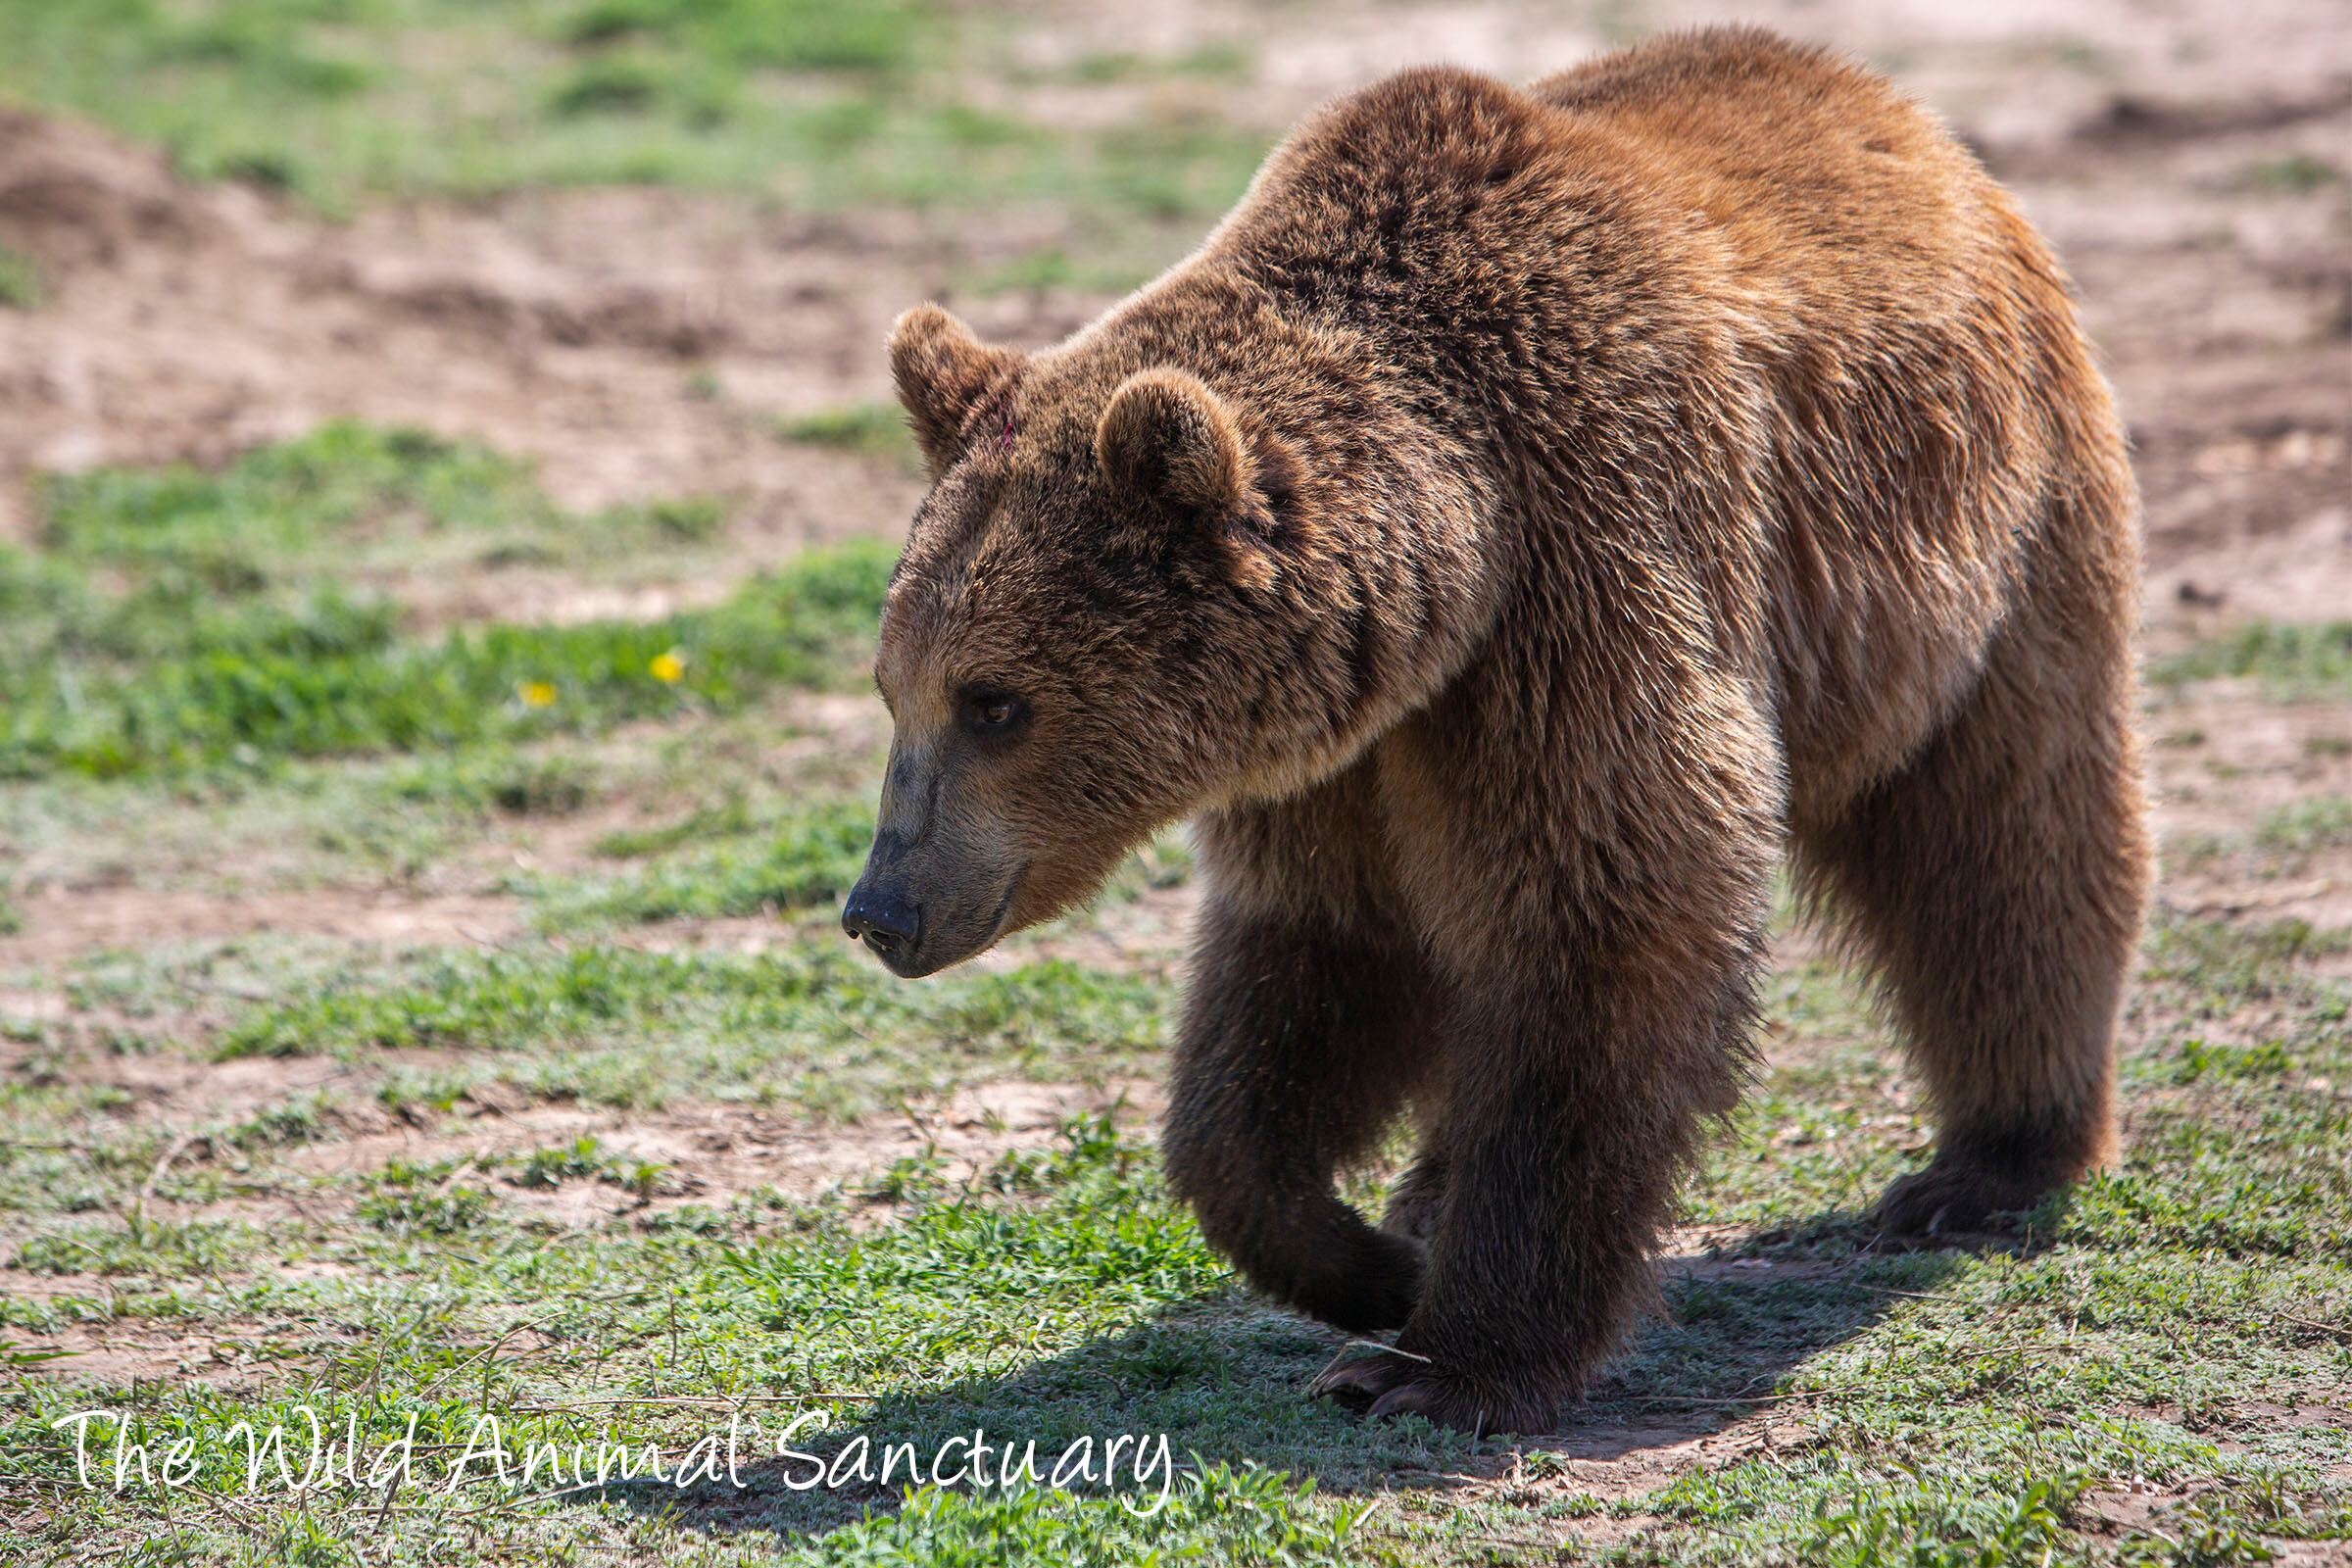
[0, 244, 41, 309]
[2164, 794, 2352, 882]
[0, 520, 891, 777]
[0, 0, 1275, 231]
[966, 242, 1200, 299]
[0, 1125, 1394, 1562]
[2140, 910, 2348, 1001]
[2, 395, 2346, 1567]
[777, 402, 923, 476]
[211, 941, 1164, 1119]
[956, 110, 1275, 297]
[3, 906, 2350, 1561]
[0, 655, 889, 895]
[0, 421, 741, 724]
[558, 0, 927, 74]
[526, 794, 877, 928]
[37, 419, 720, 595]
[523, 795, 1187, 935]
[2256, 794, 2352, 858]
[1054, 42, 1255, 85]
[2236, 153, 2345, 194]
[0, 743, 598, 901]
[2151, 620, 2352, 699]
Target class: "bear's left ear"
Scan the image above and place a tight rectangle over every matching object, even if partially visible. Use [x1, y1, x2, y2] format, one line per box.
[1097, 370, 1286, 588]
[1095, 369, 1250, 514]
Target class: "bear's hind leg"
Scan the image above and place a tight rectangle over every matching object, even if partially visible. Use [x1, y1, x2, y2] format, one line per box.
[1162, 899, 1439, 1332]
[1796, 514, 2151, 1234]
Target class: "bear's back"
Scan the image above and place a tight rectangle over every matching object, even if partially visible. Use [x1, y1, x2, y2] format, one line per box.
[1212, 28, 2043, 367]
[1529, 28, 2016, 343]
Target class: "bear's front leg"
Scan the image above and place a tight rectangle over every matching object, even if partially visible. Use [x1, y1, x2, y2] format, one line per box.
[1313, 940, 1760, 1435]
[1162, 894, 1440, 1333]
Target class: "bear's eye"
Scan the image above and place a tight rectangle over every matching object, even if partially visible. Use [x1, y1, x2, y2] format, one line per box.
[957, 688, 1029, 740]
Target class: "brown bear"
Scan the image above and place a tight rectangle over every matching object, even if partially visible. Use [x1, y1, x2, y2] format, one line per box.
[843, 26, 2151, 1436]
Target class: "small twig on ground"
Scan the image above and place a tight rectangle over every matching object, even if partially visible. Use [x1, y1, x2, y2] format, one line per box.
[1343, 1338, 1432, 1363]
[507, 1392, 875, 1414]
[414, 1311, 558, 1402]
[135, 1130, 204, 1209]
[2177, 878, 2341, 916]
[2276, 1311, 2352, 1342]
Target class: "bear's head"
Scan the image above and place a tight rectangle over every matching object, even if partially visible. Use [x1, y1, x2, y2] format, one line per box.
[841, 302, 1373, 977]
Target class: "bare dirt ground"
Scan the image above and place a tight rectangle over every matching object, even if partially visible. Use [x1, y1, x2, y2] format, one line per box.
[0, 105, 911, 576]
[0, 886, 522, 971]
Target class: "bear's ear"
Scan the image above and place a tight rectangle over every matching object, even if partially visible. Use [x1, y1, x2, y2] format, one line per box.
[889, 305, 1023, 477]
[1095, 368, 1253, 514]
[1098, 369, 1291, 588]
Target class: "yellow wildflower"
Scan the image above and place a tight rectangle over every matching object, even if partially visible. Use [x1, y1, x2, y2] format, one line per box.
[519, 680, 557, 709]
[649, 650, 686, 684]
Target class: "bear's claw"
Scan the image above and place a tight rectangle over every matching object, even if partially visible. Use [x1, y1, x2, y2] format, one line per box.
[1308, 1349, 1559, 1436]
[1872, 1157, 2050, 1239]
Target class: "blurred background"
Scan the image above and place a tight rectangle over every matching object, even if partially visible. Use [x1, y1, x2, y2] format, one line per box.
[1, 0, 2343, 614]
[1, 3, 2347, 1564]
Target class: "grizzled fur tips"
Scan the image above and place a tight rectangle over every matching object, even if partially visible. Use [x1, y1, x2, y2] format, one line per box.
[849, 26, 2151, 1436]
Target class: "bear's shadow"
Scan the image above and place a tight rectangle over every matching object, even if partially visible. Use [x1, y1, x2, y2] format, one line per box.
[584, 1218, 1975, 1545]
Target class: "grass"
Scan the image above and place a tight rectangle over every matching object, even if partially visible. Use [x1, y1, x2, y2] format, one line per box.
[3, 1122, 1378, 1563]
[2256, 795, 2352, 858]
[0, 0, 1274, 247]
[520, 783, 1189, 934]
[2235, 153, 2344, 195]
[1, 421, 733, 689]
[4, 0, 2339, 1537]
[0, 423, 894, 778]
[524, 795, 879, 928]
[0, 245, 41, 309]
[776, 403, 924, 477]
[0, 555, 887, 777]
[2169, 794, 2352, 880]
[1053, 43, 1255, 85]
[0, 684, 884, 900]
[24, 419, 725, 612]
[2150, 620, 2352, 699]
[206, 941, 1165, 1120]
[2, 908, 2347, 1563]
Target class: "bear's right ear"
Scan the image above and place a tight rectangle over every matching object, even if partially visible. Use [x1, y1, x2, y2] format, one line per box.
[888, 305, 1023, 477]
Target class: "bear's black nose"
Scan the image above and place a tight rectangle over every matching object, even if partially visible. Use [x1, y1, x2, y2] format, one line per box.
[843, 885, 922, 961]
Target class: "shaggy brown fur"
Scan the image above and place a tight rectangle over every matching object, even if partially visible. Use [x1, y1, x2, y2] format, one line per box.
[847, 26, 2151, 1436]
